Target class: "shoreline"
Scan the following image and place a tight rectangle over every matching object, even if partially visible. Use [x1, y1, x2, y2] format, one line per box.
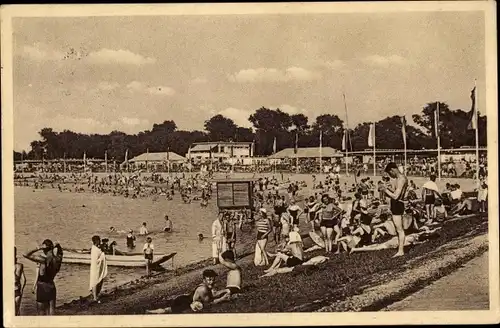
[52, 213, 488, 315]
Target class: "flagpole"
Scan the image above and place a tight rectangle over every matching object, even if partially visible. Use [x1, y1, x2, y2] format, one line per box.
[436, 102, 441, 181]
[474, 79, 480, 183]
[146, 148, 149, 173]
[319, 130, 323, 175]
[372, 123, 376, 177]
[105, 150, 108, 173]
[403, 116, 407, 175]
[63, 152, 66, 173]
[83, 152, 86, 173]
[342, 93, 350, 177]
[295, 132, 299, 175]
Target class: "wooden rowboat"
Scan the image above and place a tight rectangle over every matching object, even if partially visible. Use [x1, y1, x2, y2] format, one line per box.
[62, 249, 176, 268]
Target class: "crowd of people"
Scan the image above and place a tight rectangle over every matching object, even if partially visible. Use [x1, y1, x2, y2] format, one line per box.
[14, 158, 488, 315]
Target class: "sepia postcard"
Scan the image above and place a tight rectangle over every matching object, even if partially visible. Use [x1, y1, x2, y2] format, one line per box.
[1, 1, 499, 327]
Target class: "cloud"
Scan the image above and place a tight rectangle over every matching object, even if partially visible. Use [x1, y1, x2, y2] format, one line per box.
[147, 86, 175, 96]
[218, 107, 253, 128]
[21, 43, 65, 61]
[192, 77, 208, 84]
[228, 67, 321, 83]
[362, 55, 407, 67]
[97, 81, 120, 91]
[86, 48, 156, 65]
[121, 117, 149, 126]
[268, 104, 308, 115]
[324, 60, 346, 70]
[126, 81, 175, 96]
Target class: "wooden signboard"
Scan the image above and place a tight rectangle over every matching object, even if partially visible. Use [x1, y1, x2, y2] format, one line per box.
[215, 179, 254, 209]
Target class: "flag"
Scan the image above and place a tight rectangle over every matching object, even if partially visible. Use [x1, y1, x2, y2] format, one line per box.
[468, 86, 477, 130]
[273, 137, 277, 154]
[166, 147, 170, 161]
[401, 116, 407, 147]
[251, 140, 255, 157]
[294, 132, 298, 154]
[125, 149, 128, 163]
[434, 103, 440, 137]
[368, 123, 375, 148]
[104, 150, 107, 165]
[319, 130, 323, 148]
[83, 152, 86, 164]
[342, 130, 346, 151]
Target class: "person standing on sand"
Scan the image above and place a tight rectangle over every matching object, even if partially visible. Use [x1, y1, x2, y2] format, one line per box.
[15, 247, 27, 316]
[254, 208, 272, 266]
[422, 174, 440, 222]
[379, 162, 408, 257]
[90, 235, 108, 303]
[212, 212, 227, 265]
[23, 239, 63, 315]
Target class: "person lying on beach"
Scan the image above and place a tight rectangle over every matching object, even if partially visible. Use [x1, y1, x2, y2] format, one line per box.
[146, 269, 231, 314]
[350, 228, 441, 253]
[259, 255, 329, 277]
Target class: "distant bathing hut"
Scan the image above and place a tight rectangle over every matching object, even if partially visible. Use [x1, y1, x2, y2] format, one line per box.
[188, 141, 254, 165]
[123, 151, 186, 171]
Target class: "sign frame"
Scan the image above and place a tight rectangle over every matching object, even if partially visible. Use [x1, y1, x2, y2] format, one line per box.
[214, 179, 255, 210]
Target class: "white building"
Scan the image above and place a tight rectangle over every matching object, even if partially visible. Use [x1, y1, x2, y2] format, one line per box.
[188, 142, 253, 161]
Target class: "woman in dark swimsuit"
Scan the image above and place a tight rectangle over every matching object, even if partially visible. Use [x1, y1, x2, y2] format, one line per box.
[287, 199, 303, 229]
[306, 196, 320, 232]
[319, 194, 342, 253]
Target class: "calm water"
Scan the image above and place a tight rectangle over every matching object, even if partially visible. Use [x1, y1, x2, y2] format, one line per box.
[15, 186, 222, 313]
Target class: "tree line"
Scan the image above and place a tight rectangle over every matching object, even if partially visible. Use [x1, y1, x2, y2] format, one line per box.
[15, 101, 487, 162]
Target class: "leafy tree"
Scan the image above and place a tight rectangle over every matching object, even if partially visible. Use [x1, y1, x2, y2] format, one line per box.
[413, 102, 487, 148]
[204, 115, 237, 141]
[311, 114, 344, 149]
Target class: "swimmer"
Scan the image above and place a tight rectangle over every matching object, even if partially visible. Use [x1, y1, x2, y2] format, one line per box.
[163, 215, 173, 232]
[139, 222, 149, 235]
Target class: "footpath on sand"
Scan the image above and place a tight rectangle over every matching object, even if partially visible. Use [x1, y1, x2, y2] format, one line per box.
[57, 214, 488, 315]
[383, 251, 489, 311]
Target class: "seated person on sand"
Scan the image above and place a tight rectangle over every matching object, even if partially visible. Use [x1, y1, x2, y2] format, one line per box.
[433, 198, 448, 222]
[146, 269, 231, 314]
[263, 232, 303, 275]
[449, 194, 474, 217]
[217, 250, 242, 298]
[260, 232, 328, 278]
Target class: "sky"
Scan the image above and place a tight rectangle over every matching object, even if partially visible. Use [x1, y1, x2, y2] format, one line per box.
[11, 10, 486, 151]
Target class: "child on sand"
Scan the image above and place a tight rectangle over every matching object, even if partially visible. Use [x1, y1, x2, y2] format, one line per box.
[143, 237, 154, 277]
